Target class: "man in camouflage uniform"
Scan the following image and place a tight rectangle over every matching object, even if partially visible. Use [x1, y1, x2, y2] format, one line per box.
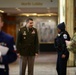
[16, 18, 39, 75]
[66, 33, 76, 53]
[66, 32, 76, 66]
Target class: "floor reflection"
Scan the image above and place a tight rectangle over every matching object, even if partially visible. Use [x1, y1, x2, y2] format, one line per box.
[9, 52, 76, 75]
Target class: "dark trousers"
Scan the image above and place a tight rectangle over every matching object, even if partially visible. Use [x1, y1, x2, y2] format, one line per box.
[56, 58, 68, 75]
[0, 69, 9, 75]
[19, 56, 35, 75]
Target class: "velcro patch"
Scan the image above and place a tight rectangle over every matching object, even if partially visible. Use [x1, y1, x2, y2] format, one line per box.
[63, 34, 67, 39]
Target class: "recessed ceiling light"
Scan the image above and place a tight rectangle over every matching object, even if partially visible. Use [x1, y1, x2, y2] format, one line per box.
[0, 10, 4, 13]
[32, 13, 37, 15]
[26, 14, 29, 17]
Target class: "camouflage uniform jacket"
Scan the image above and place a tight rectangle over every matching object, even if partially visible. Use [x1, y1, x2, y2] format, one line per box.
[67, 33, 76, 53]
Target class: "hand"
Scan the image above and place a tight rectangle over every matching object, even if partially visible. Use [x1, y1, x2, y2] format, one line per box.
[62, 54, 66, 58]
[65, 40, 71, 46]
[35, 53, 38, 57]
[17, 53, 21, 58]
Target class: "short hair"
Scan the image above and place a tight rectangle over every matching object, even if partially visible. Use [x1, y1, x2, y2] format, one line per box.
[0, 13, 3, 22]
[26, 18, 33, 23]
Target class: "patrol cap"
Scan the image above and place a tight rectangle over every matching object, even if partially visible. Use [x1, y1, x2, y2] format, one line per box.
[57, 22, 65, 31]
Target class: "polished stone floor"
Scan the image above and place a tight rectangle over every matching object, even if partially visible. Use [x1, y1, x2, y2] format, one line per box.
[9, 52, 76, 75]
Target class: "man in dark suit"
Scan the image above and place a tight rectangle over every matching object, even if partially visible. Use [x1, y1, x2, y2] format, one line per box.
[16, 18, 39, 75]
[54, 22, 70, 75]
[0, 14, 17, 75]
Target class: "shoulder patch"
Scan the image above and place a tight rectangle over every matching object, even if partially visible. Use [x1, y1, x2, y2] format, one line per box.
[63, 34, 67, 39]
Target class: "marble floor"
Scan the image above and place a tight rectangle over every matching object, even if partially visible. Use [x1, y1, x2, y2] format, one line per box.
[9, 52, 76, 75]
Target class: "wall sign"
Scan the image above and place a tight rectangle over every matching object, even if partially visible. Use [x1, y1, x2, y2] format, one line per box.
[0, 0, 58, 8]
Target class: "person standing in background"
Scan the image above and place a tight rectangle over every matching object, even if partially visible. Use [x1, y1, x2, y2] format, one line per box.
[54, 22, 70, 75]
[16, 18, 39, 75]
[0, 13, 17, 75]
[66, 32, 76, 53]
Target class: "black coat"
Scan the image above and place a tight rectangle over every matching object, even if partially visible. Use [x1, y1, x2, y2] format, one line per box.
[54, 31, 70, 75]
[16, 26, 39, 56]
[54, 31, 70, 60]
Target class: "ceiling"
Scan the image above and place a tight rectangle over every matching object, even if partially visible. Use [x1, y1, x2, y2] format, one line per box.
[0, 7, 58, 16]
[0, 0, 58, 16]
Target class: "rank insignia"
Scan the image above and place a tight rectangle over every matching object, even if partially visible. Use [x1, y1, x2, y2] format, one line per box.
[32, 30, 35, 34]
[23, 31, 26, 35]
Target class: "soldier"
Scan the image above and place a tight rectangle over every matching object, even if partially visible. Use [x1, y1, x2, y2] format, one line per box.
[66, 32, 76, 53]
[16, 18, 39, 75]
[0, 14, 17, 75]
[54, 22, 70, 75]
[65, 33, 76, 66]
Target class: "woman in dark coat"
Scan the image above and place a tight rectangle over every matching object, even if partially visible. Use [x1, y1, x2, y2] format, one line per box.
[54, 22, 70, 75]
